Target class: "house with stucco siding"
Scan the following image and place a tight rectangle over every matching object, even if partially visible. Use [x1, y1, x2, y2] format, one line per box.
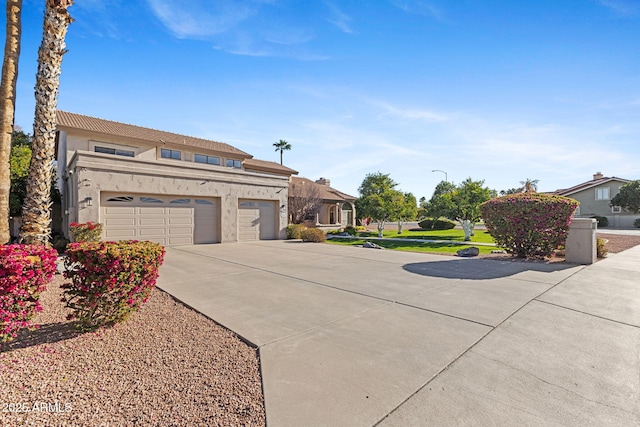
[289, 176, 356, 228]
[553, 172, 639, 228]
[55, 111, 298, 245]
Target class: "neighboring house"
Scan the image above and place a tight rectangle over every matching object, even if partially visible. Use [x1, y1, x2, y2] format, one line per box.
[289, 177, 356, 228]
[553, 172, 638, 228]
[56, 111, 298, 245]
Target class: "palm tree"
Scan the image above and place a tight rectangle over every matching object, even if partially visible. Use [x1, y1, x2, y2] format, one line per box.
[20, 0, 73, 245]
[273, 139, 291, 165]
[0, 0, 23, 244]
[519, 178, 539, 193]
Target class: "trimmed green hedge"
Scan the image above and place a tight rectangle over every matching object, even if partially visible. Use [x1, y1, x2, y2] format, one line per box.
[418, 217, 456, 230]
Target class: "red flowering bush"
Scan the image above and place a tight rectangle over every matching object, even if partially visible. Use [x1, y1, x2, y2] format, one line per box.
[480, 193, 579, 259]
[62, 240, 165, 330]
[69, 221, 103, 242]
[0, 245, 58, 343]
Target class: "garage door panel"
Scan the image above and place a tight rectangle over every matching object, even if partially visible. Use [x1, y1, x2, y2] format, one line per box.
[139, 227, 171, 237]
[168, 236, 192, 245]
[104, 229, 136, 238]
[139, 217, 167, 226]
[104, 217, 136, 226]
[168, 217, 193, 225]
[138, 207, 166, 215]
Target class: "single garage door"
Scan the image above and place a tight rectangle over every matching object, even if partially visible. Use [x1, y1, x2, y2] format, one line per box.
[101, 194, 218, 245]
[238, 200, 277, 241]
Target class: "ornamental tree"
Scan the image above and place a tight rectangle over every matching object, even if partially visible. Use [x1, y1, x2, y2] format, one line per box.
[391, 192, 418, 234]
[356, 172, 405, 237]
[424, 178, 495, 240]
[480, 192, 579, 259]
[611, 180, 640, 214]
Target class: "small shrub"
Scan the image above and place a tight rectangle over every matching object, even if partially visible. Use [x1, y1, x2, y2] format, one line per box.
[301, 228, 326, 243]
[591, 216, 609, 228]
[62, 240, 165, 330]
[596, 238, 608, 258]
[418, 217, 456, 230]
[0, 245, 58, 343]
[432, 218, 456, 230]
[344, 225, 357, 236]
[69, 221, 103, 242]
[418, 218, 434, 229]
[634, 218, 640, 228]
[286, 224, 305, 239]
[480, 193, 579, 259]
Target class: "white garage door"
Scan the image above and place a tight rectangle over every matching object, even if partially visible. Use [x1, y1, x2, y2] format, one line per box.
[238, 200, 277, 241]
[101, 194, 218, 246]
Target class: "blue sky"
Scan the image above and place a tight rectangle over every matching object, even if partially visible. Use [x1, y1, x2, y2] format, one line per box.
[10, 0, 640, 200]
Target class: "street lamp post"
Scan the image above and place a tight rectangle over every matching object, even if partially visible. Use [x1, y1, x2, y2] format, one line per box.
[432, 169, 447, 182]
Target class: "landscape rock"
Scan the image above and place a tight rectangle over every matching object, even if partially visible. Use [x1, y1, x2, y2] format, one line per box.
[457, 246, 480, 257]
[363, 241, 383, 249]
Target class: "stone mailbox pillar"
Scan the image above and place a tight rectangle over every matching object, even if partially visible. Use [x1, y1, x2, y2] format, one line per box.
[565, 218, 597, 265]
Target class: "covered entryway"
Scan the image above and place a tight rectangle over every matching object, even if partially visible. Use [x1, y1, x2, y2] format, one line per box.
[101, 193, 219, 245]
[238, 199, 277, 241]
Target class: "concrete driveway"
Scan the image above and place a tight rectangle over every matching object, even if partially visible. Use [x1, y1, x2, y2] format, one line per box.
[157, 241, 640, 426]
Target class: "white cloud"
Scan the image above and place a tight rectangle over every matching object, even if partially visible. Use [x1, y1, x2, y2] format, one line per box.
[595, 0, 639, 15]
[146, 0, 332, 60]
[389, 0, 445, 20]
[324, 1, 355, 34]
[373, 101, 449, 122]
[146, 0, 258, 38]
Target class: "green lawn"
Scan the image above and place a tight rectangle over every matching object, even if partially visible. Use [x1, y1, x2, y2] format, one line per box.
[326, 237, 499, 255]
[355, 228, 497, 244]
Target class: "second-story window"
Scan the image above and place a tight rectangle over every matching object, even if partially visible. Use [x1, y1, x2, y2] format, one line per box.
[226, 159, 241, 168]
[95, 146, 135, 157]
[195, 154, 220, 165]
[595, 187, 610, 200]
[161, 148, 181, 160]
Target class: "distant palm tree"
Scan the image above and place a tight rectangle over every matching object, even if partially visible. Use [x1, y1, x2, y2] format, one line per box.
[0, 0, 22, 244]
[20, 0, 73, 245]
[520, 178, 539, 193]
[273, 139, 291, 165]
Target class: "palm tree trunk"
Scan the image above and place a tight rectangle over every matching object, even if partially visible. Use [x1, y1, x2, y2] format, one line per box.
[19, 0, 73, 245]
[0, 0, 22, 245]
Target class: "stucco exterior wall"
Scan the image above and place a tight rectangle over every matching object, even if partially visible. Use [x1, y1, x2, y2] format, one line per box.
[63, 151, 290, 242]
[568, 181, 639, 227]
[569, 181, 626, 217]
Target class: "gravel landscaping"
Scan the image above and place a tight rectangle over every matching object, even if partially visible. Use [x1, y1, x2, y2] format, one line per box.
[0, 275, 265, 426]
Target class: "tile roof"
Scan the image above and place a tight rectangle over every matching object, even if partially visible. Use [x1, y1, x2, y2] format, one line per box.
[243, 158, 298, 176]
[554, 176, 630, 196]
[291, 177, 356, 201]
[56, 110, 252, 157]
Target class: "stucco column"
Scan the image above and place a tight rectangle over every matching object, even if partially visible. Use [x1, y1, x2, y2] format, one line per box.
[565, 218, 597, 265]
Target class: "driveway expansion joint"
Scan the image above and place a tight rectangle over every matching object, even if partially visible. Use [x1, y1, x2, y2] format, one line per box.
[534, 299, 640, 329]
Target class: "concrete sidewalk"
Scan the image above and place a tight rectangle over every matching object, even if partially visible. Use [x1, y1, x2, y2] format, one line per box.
[157, 241, 640, 426]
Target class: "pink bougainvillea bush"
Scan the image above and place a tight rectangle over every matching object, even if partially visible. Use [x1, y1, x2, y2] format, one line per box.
[69, 221, 103, 242]
[480, 193, 579, 259]
[0, 245, 58, 343]
[62, 240, 165, 330]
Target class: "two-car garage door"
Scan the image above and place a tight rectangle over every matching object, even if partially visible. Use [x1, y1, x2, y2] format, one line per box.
[102, 194, 218, 246]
